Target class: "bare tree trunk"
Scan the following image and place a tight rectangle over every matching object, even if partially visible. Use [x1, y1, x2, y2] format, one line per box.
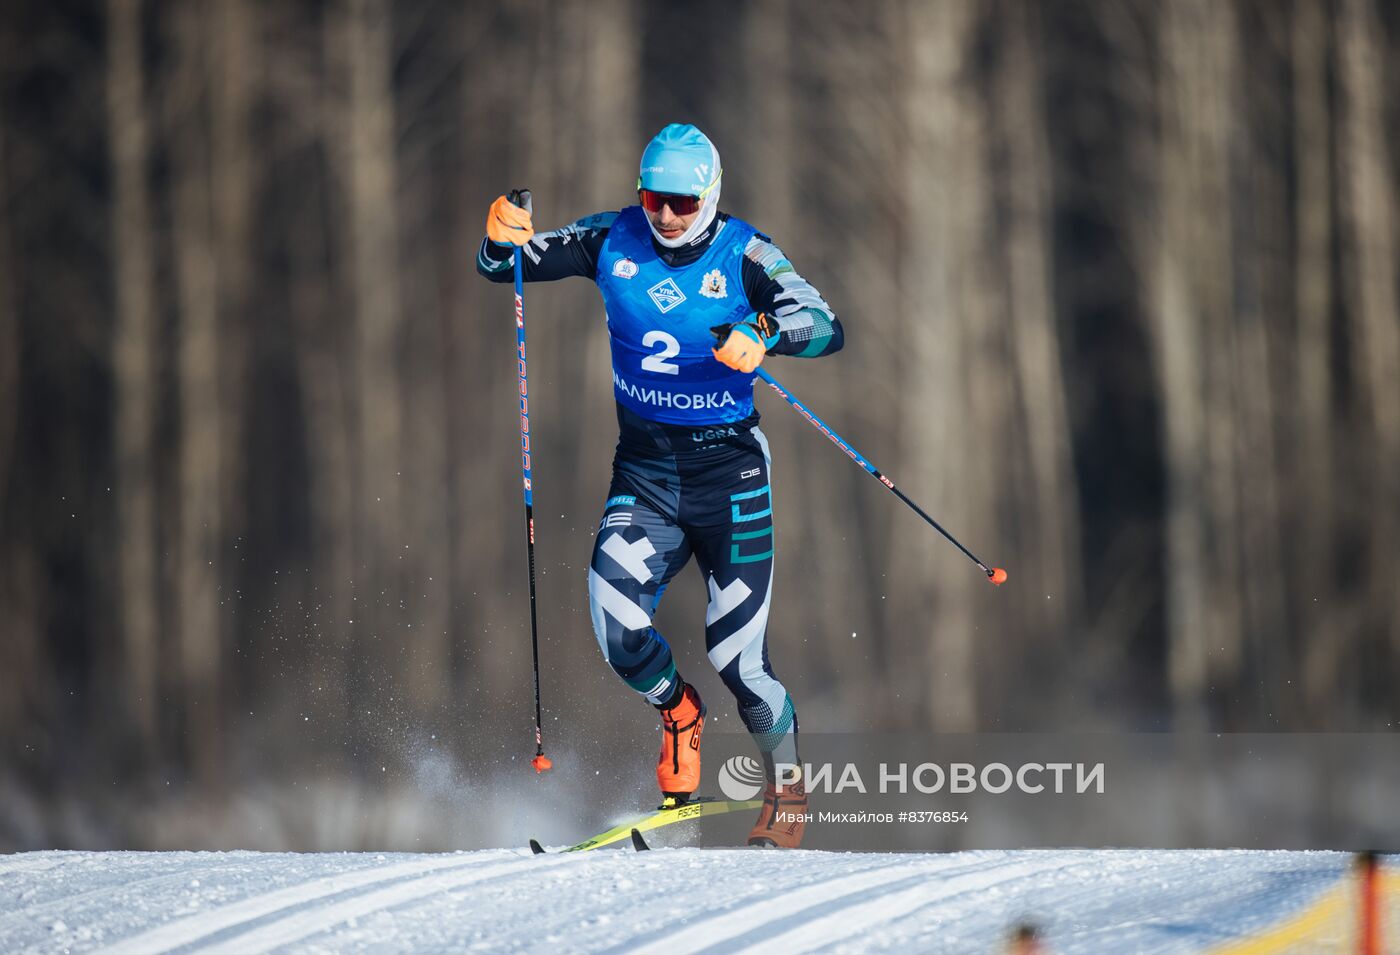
[0, 550, 42, 741]
[0, 100, 35, 741]
[0, 106, 16, 525]
[337, 0, 405, 736]
[997, 0, 1084, 665]
[291, 207, 356, 747]
[737, 0, 796, 235]
[1338, 0, 1400, 669]
[738, 0, 845, 715]
[557, 0, 641, 690]
[789, 2, 900, 725]
[1292, 0, 1339, 718]
[211, 0, 254, 604]
[105, 0, 160, 748]
[902, 0, 990, 730]
[294, 165, 357, 743]
[395, 11, 459, 714]
[265, 3, 359, 746]
[399, 277, 451, 716]
[1193, 6, 1246, 706]
[1233, 6, 1291, 716]
[1151, 0, 1241, 731]
[454, 6, 521, 714]
[168, 3, 226, 786]
[575, 0, 639, 451]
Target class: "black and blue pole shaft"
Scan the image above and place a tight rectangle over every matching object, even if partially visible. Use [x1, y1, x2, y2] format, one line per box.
[754, 366, 1007, 586]
[508, 188, 552, 772]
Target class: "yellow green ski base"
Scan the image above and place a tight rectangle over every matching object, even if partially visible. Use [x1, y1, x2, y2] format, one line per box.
[536, 798, 763, 853]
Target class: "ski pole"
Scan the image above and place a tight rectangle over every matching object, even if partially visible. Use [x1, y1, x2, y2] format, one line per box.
[755, 366, 1007, 586]
[508, 188, 552, 773]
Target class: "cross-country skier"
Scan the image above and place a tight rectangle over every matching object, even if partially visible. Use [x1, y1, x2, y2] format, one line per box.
[478, 124, 843, 847]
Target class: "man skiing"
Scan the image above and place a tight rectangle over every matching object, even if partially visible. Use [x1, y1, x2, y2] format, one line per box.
[478, 124, 843, 847]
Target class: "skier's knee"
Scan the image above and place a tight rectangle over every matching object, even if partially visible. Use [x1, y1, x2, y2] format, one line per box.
[615, 624, 655, 657]
[717, 666, 751, 701]
[719, 658, 782, 705]
[588, 569, 652, 663]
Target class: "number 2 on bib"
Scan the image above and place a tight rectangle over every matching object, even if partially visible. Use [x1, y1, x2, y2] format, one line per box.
[641, 330, 681, 375]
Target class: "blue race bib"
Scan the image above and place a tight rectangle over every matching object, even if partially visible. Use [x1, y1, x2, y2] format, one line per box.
[596, 208, 758, 425]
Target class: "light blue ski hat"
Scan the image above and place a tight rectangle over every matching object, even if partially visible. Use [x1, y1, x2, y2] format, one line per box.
[637, 123, 722, 198]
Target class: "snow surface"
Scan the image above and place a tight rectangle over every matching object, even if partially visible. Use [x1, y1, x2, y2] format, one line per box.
[0, 846, 1348, 953]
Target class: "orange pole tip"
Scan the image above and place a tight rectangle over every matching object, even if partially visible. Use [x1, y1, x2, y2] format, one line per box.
[989, 567, 1008, 586]
[531, 754, 553, 773]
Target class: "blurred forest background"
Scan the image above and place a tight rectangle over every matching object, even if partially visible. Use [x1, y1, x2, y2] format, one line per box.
[1, 0, 1399, 851]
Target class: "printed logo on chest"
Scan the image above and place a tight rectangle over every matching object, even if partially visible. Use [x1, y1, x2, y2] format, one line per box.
[647, 277, 686, 313]
[700, 269, 728, 299]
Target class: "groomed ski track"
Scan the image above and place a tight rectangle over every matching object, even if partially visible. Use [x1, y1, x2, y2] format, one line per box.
[0, 847, 1349, 953]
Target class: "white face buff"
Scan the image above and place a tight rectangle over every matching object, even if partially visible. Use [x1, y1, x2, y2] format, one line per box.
[647, 177, 721, 249]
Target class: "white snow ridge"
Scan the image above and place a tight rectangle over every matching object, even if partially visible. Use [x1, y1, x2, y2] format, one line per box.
[0, 847, 1371, 953]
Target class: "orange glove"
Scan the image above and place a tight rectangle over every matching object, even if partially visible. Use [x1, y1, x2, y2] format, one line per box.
[486, 194, 533, 246]
[712, 314, 778, 373]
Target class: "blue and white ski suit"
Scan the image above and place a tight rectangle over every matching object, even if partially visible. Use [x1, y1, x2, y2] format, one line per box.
[479, 206, 843, 763]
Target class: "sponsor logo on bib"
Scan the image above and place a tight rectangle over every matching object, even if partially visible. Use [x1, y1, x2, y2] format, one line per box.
[613, 371, 737, 412]
[700, 269, 728, 299]
[647, 277, 686, 313]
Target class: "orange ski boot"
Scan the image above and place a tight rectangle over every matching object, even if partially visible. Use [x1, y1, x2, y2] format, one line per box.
[747, 777, 808, 848]
[657, 683, 705, 807]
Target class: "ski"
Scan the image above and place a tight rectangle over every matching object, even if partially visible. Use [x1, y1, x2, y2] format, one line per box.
[529, 797, 762, 854]
[628, 830, 781, 851]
